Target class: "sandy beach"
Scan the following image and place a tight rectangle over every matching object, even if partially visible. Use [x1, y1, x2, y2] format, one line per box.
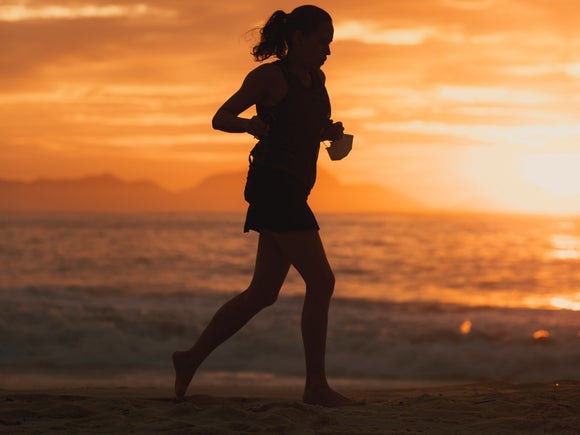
[2, 381, 579, 434]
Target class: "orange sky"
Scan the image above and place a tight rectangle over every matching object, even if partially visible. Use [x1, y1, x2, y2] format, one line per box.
[1, 0, 580, 214]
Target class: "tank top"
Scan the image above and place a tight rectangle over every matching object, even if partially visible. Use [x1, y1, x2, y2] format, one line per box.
[249, 58, 331, 192]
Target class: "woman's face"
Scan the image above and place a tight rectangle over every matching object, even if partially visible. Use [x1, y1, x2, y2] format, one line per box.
[294, 21, 334, 69]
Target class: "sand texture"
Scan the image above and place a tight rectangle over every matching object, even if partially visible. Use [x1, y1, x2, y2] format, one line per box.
[2, 381, 580, 434]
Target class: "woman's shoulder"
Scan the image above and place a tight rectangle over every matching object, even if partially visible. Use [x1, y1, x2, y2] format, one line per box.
[244, 61, 287, 105]
[247, 61, 285, 83]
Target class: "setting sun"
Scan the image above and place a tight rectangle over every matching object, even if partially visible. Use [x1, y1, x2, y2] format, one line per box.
[518, 153, 580, 198]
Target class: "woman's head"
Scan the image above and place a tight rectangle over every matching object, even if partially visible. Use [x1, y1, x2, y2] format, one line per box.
[252, 5, 333, 63]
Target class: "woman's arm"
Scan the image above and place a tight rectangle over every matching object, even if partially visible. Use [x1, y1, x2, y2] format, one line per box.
[212, 64, 276, 138]
[315, 69, 344, 142]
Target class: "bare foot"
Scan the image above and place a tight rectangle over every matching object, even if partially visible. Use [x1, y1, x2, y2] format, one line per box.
[172, 351, 198, 400]
[303, 387, 364, 407]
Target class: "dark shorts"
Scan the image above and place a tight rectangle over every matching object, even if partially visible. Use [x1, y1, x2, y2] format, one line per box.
[243, 164, 319, 233]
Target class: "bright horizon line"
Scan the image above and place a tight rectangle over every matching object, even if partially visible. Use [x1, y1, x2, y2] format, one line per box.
[3, 170, 580, 218]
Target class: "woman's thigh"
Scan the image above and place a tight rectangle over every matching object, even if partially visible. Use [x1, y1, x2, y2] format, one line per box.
[265, 230, 334, 288]
[246, 232, 292, 298]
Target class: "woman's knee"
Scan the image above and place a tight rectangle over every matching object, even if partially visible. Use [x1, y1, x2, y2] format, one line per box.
[324, 270, 336, 296]
[243, 284, 280, 309]
[307, 269, 335, 298]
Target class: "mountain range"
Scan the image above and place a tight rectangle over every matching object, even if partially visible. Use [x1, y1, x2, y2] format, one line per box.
[0, 169, 425, 213]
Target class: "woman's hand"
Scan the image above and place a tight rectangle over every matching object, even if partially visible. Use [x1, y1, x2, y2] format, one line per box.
[246, 116, 270, 139]
[321, 121, 344, 141]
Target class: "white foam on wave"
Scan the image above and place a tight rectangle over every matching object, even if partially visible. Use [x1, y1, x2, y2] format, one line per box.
[1, 286, 580, 388]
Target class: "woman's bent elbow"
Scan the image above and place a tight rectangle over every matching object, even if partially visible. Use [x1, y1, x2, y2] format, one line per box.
[211, 109, 248, 133]
[211, 113, 222, 130]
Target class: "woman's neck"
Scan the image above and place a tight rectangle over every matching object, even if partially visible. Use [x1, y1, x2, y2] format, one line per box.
[285, 57, 312, 87]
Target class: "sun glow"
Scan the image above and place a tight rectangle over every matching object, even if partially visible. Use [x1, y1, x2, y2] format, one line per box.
[518, 153, 580, 197]
[460, 147, 580, 215]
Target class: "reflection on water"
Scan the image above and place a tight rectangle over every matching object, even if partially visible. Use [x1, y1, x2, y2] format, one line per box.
[532, 329, 550, 340]
[2, 212, 580, 311]
[551, 296, 580, 311]
[547, 234, 580, 260]
[545, 220, 580, 310]
[460, 320, 472, 335]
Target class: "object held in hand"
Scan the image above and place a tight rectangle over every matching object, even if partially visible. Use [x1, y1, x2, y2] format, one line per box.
[326, 134, 353, 161]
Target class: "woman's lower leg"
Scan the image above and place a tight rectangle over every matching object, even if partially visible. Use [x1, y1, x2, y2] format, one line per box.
[173, 291, 268, 398]
[173, 233, 290, 398]
[301, 288, 332, 390]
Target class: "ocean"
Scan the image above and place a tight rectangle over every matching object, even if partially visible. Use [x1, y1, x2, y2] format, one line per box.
[1, 212, 579, 389]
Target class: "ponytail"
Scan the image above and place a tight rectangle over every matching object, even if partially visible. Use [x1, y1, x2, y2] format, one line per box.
[251, 10, 288, 61]
[251, 5, 332, 62]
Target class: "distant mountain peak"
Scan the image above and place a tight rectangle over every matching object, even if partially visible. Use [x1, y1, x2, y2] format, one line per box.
[0, 170, 426, 213]
[81, 172, 119, 181]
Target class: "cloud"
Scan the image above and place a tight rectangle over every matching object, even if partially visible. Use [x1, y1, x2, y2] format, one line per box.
[435, 86, 553, 106]
[506, 62, 580, 78]
[367, 120, 580, 150]
[439, 0, 498, 10]
[67, 113, 208, 127]
[103, 134, 244, 147]
[0, 3, 174, 22]
[335, 20, 437, 45]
